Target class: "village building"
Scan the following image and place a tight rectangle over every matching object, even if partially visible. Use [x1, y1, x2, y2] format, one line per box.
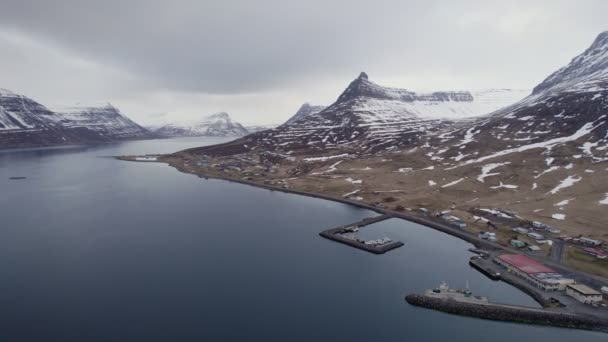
[512, 227, 528, 235]
[579, 237, 602, 246]
[494, 254, 574, 291]
[510, 240, 526, 248]
[566, 284, 603, 305]
[583, 247, 607, 259]
[527, 232, 545, 241]
[544, 226, 561, 234]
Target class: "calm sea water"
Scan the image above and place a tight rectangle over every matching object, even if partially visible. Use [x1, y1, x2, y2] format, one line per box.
[0, 138, 604, 341]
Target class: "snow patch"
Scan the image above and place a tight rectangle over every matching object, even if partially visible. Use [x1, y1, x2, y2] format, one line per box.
[548, 175, 582, 195]
[490, 182, 518, 189]
[342, 189, 360, 198]
[441, 178, 466, 188]
[304, 154, 350, 162]
[554, 198, 574, 206]
[477, 162, 510, 183]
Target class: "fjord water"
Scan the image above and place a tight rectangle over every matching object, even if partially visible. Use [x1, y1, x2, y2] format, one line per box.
[0, 138, 603, 341]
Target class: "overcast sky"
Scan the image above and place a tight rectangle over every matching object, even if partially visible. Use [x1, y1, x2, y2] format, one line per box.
[0, 0, 606, 125]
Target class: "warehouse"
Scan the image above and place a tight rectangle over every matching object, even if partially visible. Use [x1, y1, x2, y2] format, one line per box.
[566, 284, 603, 305]
[494, 254, 574, 291]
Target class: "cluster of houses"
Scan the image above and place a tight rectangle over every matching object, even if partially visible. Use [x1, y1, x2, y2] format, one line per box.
[532, 221, 561, 234]
[435, 211, 467, 229]
[559, 236, 608, 259]
[479, 231, 497, 242]
[507, 227, 556, 253]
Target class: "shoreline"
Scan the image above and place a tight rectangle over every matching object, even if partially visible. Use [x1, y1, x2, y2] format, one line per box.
[117, 154, 608, 331]
[117, 154, 608, 286]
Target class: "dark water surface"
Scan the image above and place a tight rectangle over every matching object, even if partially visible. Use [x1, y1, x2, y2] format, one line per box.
[0, 138, 604, 341]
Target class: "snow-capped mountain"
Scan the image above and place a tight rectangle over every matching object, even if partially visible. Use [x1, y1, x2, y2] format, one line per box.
[283, 103, 326, 126]
[0, 88, 58, 130]
[52, 104, 153, 140]
[234, 72, 527, 153]
[532, 31, 608, 95]
[0, 89, 155, 148]
[432, 31, 608, 167]
[152, 112, 249, 137]
[244, 124, 278, 133]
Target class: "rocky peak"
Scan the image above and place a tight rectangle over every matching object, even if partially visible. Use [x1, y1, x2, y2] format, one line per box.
[283, 102, 326, 126]
[336, 72, 415, 103]
[207, 112, 231, 121]
[532, 31, 608, 95]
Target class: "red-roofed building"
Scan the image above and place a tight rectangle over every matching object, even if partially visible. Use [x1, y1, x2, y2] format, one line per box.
[583, 248, 607, 259]
[494, 254, 574, 291]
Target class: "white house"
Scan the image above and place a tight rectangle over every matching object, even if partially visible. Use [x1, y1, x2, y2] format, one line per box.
[579, 237, 602, 246]
[566, 284, 603, 304]
[528, 232, 545, 240]
[513, 227, 528, 234]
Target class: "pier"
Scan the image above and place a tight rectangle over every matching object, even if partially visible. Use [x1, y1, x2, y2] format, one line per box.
[469, 256, 501, 280]
[406, 292, 608, 333]
[319, 214, 404, 254]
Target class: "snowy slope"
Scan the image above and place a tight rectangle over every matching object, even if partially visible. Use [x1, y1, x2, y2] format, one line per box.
[532, 31, 608, 95]
[236, 72, 527, 153]
[430, 31, 608, 167]
[0, 88, 56, 131]
[0, 90, 155, 148]
[283, 103, 326, 126]
[152, 112, 249, 137]
[51, 104, 153, 140]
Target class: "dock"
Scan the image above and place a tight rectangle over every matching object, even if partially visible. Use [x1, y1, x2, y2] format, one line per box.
[468, 256, 501, 280]
[319, 214, 404, 254]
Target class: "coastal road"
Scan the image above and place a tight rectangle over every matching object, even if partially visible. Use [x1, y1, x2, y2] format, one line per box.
[550, 239, 565, 263]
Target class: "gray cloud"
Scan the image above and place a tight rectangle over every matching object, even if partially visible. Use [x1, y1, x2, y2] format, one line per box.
[0, 0, 606, 124]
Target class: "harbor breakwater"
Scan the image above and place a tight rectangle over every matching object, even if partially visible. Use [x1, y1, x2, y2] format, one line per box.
[405, 294, 608, 333]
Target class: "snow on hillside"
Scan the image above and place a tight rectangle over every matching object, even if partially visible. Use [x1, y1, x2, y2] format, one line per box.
[283, 103, 326, 126]
[51, 104, 152, 138]
[533, 31, 608, 95]
[360, 88, 529, 120]
[243, 73, 527, 153]
[0, 89, 154, 148]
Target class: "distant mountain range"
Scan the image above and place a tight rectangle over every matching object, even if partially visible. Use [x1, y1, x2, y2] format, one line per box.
[0, 89, 155, 149]
[149, 112, 250, 138]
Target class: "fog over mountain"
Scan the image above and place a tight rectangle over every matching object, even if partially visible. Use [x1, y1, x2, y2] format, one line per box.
[0, 1, 606, 125]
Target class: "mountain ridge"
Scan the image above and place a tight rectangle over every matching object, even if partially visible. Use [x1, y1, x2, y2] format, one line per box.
[151, 112, 249, 137]
[0, 90, 155, 148]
